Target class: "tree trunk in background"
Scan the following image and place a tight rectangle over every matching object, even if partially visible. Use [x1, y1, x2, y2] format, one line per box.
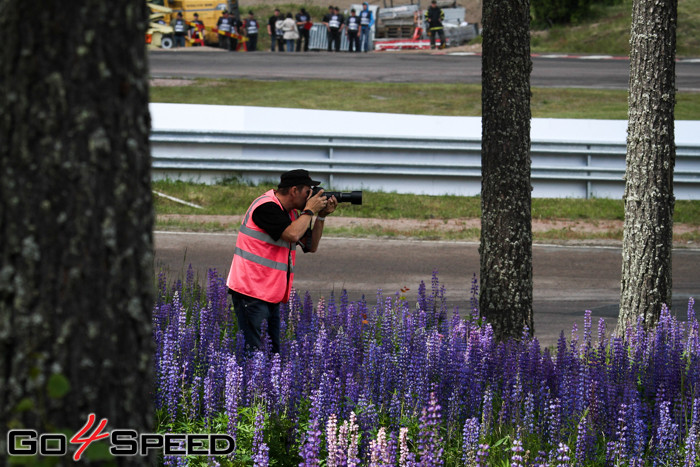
[0, 0, 154, 456]
[479, 0, 533, 340]
[618, 0, 677, 334]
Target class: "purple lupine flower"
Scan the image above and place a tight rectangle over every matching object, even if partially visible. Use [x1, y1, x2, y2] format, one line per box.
[685, 425, 698, 466]
[300, 389, 323, 467]
[326, 414, 345, 467]
[480, 387, 494, 440]
[161, 327, 181, 423]
[399, 426, 417, 467]
[532, 450, 548, 466]
[554, 442, 572, 466]
[605, 441, 616, 465]
[655, 400, 679, 465]
[189, 375, 201, 420]
[469, 273, 479, 320]
[369, 427, 392, 466]
[544, 397, 562, 446]
[203, 365, 218, 428]
[461, 417, 480, 465]
[251, 408, 269, 467]
[475, 444, 489, 467]
[153, 269, 700, 466]
[342, 412, 361, 467]
[612, 403, 630, 462]
[575, 414, 591, 464]
[597, 317, 606, 348]
[523, 392, 535, 435]
[510, 436, 525, 467]
[225, 357, 243, 452]
[356, 395, 379, 458]
[246, 350, 270, 407]
[417, 390, 443, 466]
[386, 431, 399, 467]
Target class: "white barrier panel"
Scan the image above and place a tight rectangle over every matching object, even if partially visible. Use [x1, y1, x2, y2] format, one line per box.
[150, 104, 700, 199]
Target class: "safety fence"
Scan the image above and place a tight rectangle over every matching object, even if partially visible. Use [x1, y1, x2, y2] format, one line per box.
[150, 129, 700, 200]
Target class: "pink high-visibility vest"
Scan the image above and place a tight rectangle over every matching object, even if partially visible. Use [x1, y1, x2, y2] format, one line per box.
[226, 190, 297, 303]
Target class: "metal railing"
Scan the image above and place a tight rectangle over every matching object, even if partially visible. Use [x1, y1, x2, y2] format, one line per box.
[150, 129, 700, 200]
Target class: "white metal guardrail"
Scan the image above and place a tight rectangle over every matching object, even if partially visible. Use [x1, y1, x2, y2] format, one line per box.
[149, 104, 700, 200]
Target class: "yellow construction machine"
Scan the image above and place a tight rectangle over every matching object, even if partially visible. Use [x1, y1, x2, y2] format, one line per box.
[147, 1, 235, 47]
[147, 3, 176, 48]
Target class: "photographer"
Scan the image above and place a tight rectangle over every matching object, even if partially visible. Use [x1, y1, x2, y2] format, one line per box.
[226, 169, 337, 354]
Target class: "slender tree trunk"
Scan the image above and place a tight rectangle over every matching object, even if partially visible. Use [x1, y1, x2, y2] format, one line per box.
[479, 0, 533, 340]
[0, 0, 154, 457]
[618, 0, 677, 334]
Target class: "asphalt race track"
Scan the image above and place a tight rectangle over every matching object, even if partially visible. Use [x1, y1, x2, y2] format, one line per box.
[148, 49, 700, 91]
[154, 232, 700, 347]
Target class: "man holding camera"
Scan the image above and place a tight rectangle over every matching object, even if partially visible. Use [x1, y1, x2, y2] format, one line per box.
[226, 169, 337, 354]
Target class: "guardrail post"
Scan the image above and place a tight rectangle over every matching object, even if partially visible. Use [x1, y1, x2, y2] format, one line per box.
[328, 137, 334, 187]
[586, 148, 592, 199]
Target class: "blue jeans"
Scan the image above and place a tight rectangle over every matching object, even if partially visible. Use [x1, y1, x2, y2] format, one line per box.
[231, 292, 280, 354]
[360, 27, 371, 52]
[286, 39, 295, 52]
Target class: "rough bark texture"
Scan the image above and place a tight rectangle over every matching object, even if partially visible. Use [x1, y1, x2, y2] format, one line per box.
[479, 0, 533, 340]
[618, 0, 677, 334]
[0, 0, 154, 458]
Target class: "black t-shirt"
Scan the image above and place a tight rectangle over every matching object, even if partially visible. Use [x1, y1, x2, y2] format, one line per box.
[347, 16, 360, 31]
[268, 15, 279, 32]
[252, 202, 292, 241]
[251, 201, 313, 251]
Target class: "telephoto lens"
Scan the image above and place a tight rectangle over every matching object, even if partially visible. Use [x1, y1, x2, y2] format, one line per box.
[312, 187, 363, 205]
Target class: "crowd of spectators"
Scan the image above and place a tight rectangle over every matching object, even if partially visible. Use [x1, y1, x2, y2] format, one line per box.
[173, 3, 376, 53]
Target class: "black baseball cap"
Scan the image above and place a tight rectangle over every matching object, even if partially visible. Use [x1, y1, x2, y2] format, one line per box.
[278, 169, 321, 188]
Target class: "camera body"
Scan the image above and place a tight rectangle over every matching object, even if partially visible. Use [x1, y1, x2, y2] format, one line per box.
[311, 186, 363, 205]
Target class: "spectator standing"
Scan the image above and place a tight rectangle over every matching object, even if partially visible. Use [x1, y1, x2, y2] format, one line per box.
[346, 9, 361, 52]
[295, 8, 312, 52]
[322, 6, 334, 52]
[275, 16, 285, 52]
[336, 6, 345, 31]
[217, 10, 234, 51]
[244, 11, 259, 51]
[232, 15, 243, 50]
[359, 2, 373, 52]
[173, 11, 187, 48]
[268, 9, 284, 52]
[189, 12, 205, 46]
[324, 6, 344, 52]
[281, 12, 299, 52]
[424, 0, 446, 49]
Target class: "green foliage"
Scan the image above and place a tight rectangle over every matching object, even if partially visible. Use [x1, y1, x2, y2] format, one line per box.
[531, 0, 624, 28]
[531, 0, 596, 27]
[46, 373, 70, 399]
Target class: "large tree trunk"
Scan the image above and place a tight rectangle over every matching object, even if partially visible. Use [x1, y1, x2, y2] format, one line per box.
[618, 0, 677, 333]
[0, 0, 154, 454]
[479, 0, 533, 340]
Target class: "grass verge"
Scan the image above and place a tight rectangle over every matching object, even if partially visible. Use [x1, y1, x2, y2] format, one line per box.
[153, 181, 700, 244]
[151, 78, 700, 120]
